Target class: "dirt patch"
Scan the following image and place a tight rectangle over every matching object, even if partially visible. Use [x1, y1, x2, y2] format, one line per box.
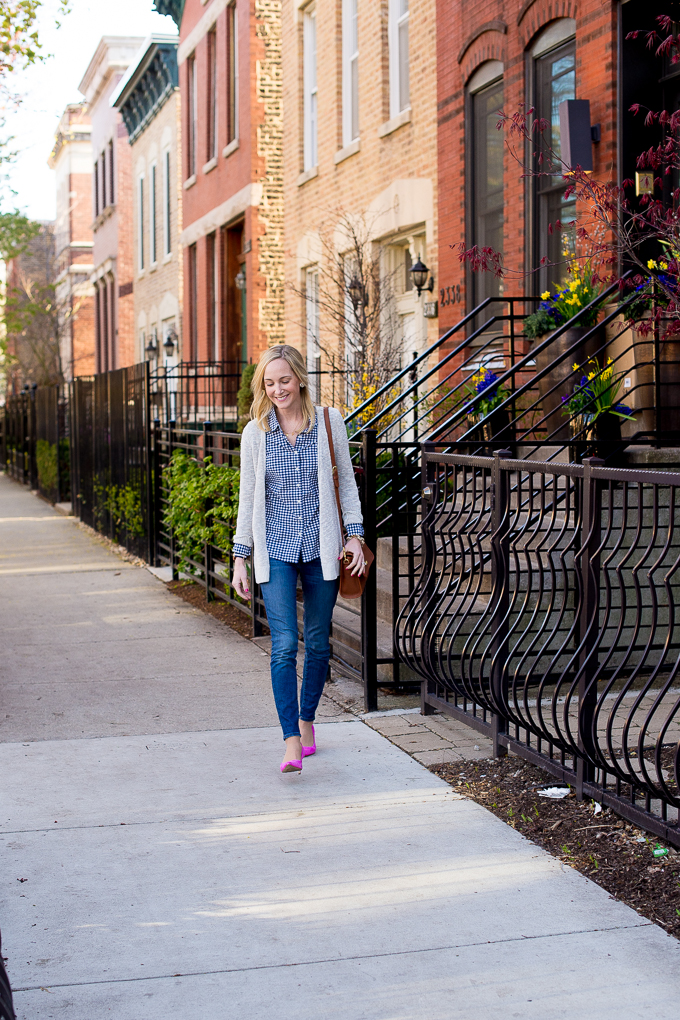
[431, 756, 680, 939]
[166, 580, 269, 641]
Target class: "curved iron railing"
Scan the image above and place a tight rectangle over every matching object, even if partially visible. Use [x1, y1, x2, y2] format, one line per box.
[398, 448, 680, 844]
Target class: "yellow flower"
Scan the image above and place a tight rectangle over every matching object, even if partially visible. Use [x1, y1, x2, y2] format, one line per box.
[660, 261, 668, 270]
[569, 281, 579, 292]
[541, 291, 551, 300]
[647, 259, 658, 270]
[573, 363, 580, 371]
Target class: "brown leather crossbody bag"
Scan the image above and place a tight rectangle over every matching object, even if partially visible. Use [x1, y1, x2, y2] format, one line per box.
[323, 407, 374, 600]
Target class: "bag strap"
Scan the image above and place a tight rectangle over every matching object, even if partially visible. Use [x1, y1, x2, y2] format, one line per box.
[323, 407, 346, 543]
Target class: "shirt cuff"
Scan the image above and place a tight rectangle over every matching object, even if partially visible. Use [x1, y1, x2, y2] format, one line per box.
[345, 524, 364, 539]
[233, 543, 251, 559]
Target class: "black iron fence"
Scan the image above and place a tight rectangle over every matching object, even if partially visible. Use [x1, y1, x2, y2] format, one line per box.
[70, 363, 150, 560]
[399, 447, 680, 846]
[1, 385, 70, 502]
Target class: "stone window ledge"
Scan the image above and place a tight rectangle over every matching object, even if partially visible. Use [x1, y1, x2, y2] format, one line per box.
[223, 139, 239, 159]
[202, 157, 218, 175]
[334, 138, 360, 165]
[378, 108, 412, 138]
[183, 174, 197, 190]
[297, 166, 318, 187]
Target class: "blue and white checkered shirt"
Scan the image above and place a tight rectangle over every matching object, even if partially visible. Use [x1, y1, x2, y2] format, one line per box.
[233, 409, 363, 564]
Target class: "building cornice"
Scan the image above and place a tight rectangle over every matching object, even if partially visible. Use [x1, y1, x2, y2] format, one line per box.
[112, 37, 179, 143]
[153, 1, 185, 28]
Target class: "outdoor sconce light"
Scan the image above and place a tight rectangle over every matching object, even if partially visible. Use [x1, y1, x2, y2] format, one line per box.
[410, 256, 434, 297]
[558, 99, 598, 173]
[145, 333, 158, 357]
[163, 327, 178, 355]
[348, 274, 367, 311]
[235, 269, 246, 291]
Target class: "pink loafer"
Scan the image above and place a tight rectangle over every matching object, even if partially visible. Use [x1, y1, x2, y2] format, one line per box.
[301, 725, 316, 758]
[280, 758, 302, 774]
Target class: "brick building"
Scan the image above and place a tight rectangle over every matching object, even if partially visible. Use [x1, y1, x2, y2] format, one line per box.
[436, 0, 666, 336]
[78, 37, 145, 373]
[47, 104, 96, 381]
[281, 0, 438, 407]
[3, 225, 58, 394]
[113, 35, 182, 371]
[156, 0, 284, 411]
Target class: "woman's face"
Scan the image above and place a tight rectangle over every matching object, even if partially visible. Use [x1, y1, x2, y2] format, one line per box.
[263, 358, 302, 412]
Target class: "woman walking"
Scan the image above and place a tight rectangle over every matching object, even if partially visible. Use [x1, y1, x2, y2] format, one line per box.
[232, 345, 366, 773]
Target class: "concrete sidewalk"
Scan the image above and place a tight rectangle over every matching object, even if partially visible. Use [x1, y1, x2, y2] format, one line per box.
[1, 473, 679, 1019]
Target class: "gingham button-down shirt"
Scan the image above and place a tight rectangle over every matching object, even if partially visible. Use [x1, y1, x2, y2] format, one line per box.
[233, 409, 363, 564]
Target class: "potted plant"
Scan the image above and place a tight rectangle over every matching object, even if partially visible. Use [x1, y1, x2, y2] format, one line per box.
[563, 357, 635, 460]
[526, 258, 605, 442]
[463, 367, 512, 445]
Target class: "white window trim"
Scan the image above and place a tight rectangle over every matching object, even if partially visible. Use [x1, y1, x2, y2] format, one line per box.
[342, 0, 359, 147]
[388, 0, 410, 120]
[137, 173, 145, 273]
[150, 162, 158, 267]
[227, 0, 239, 147]
[162, 148, 171, 257]
[303, 6, 318, 172]
[305, 267, 320, 401]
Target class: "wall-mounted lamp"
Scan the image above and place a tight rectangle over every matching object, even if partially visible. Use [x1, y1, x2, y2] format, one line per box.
[163, 327, 178, 355]
[558, 99, 595, 173]
[145, 331, 158, 358]
[348, 274, 368, 311]
[410, 256, 434, 297]
[235, 269, 246, 291]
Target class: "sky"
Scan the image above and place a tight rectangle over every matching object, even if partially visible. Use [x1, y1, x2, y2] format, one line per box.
[1, 0, 178, 222]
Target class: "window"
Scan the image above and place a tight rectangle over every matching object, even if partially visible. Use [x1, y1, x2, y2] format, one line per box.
[389, 0, 409, 118]
[94, 160, 99, 217]
[305, 268, 320, 402]
[468, 67, 504, 307]
[303, 6, 317, 171]
[100, 153, 106, 212]
[207, 29, 218, 161]
[163, 149, 171, 256]
[207, 232, 219, 361]
[138, 174, 145, 272]
[187, 54, 198, 177]
[226, 1, 238, 144]
[188, 244, 198, 361]
[150, 163, 157, 265]
[342, 0, 359, 145]
[108, 140, 114, 205]
[532, 27, 576, 287]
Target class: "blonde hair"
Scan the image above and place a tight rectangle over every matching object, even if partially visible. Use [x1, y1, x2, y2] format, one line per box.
[250, 345, 316, 431]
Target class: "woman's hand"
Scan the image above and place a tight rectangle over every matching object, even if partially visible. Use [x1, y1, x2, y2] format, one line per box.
[232, 557, 251, 599]
[340, 537, 366, 577]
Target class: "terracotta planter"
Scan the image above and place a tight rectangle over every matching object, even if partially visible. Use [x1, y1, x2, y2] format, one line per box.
[535, 326, 604, 443]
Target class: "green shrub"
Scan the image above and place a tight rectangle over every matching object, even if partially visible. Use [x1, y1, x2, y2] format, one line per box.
[163, 450, 240, 575]
[237, 363, 256, 432]
[36, 439, 58, 495]
[93, 479, 146, 539]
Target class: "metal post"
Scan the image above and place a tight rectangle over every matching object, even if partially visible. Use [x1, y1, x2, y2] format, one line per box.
[489, 450, 513, 756]
[150, 419, 161, 567]
[203, 420, 214, 601]
[652, 277, 661, 445]
[144, 362, 154, 564]
[420, 440, 437, 715]
[361, 429, 379, 712]
[168, 419, 178, 581]
[576, 456, 603, 799]
[390, 442, 401, 686]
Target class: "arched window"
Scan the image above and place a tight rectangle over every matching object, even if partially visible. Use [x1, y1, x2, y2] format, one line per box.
[530, 19, 577, 289]
[466, 61, 504, 310]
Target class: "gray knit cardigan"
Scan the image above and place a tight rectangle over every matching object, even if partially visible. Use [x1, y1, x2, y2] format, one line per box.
[234, 406, 364, 583]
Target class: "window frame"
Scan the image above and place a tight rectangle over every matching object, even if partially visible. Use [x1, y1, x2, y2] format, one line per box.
[303, 5, 318, 172]
[226, 1, 239, 145]
[162, 148, 171, 257]
[207, 27, 218, 161]
[138, 172, 145, 273]
[150, 161, 158, 266]
[108, 139, 115, 205]
[465, 69, 505, 311]
[305, 267, 321, 402]
[187, 53, 198, 178]
[188, 243, 198, 362]
[530, 36, 577, 292]
[342, 0, 359, 146]
[388, 0, 410, 119]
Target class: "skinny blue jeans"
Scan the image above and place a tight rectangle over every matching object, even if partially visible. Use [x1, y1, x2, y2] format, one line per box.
[260, 557, 339, 740]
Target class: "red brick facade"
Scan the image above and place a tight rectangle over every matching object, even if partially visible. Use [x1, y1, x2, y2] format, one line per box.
[437, 0, 618, 337]
[178, 0, 283, 374]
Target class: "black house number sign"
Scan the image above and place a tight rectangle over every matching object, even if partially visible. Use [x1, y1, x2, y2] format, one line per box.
[440, 285, 462, 307]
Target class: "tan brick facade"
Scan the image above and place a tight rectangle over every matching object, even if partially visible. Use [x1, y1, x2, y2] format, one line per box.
[282, 0, 439, 406]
